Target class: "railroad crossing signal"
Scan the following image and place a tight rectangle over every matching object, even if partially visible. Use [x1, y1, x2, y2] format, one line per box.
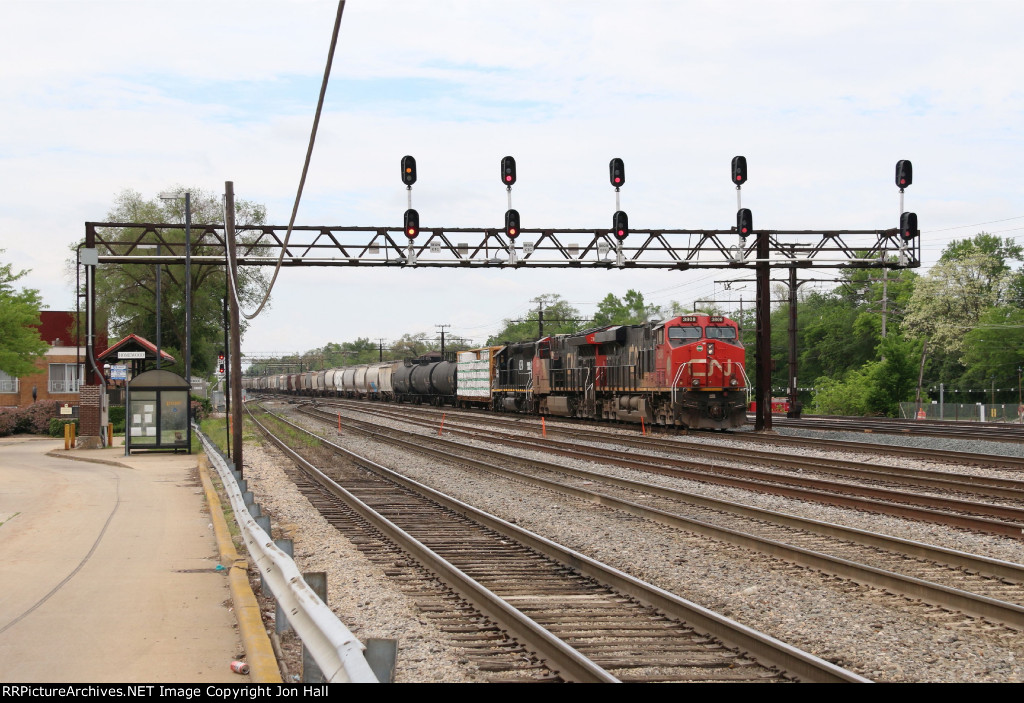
[217, 351, 225, 376]
[401, 155, 417, 186]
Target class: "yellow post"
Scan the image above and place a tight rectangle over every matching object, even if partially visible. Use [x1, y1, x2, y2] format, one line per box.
[64, 423, 71, 450]
[108, 422, 114, 447]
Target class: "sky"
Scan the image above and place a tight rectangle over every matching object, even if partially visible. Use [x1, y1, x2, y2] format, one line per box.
[2, 0, 1022, 358]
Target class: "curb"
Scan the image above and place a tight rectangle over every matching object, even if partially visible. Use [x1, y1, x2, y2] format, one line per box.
[198, 455, 283, 684]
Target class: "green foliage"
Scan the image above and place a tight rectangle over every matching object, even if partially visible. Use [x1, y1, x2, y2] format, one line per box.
[0, 251, 49, 378]
[0, 401, 60, 436]
[49, 417, 79, 438]
[810, 334, 921, 416]
[487, 294, 586, 344]
[80, 189, 270, 377]
[593, 289, 660, 326]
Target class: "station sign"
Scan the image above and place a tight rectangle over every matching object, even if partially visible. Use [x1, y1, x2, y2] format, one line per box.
[118, 351, 146, 359]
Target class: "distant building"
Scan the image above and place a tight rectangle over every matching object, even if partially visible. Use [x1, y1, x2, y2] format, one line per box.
[0, 311, 107, 409]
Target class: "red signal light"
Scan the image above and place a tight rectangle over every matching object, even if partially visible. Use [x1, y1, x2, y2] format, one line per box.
[609, 158, 625, 188]
[501, 156, 517, 186]
[403, 208, 419, 239]
[505, 209, 521, 239]
[612, 210, 628, 239]
[732, 156, 748, 186]
[737, 208, 753, 237]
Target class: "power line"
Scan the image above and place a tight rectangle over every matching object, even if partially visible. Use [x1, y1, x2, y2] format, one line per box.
[228, 0, 346, 321]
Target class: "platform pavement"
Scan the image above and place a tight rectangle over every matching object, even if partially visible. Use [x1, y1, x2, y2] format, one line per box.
[0, 436, 261, 683]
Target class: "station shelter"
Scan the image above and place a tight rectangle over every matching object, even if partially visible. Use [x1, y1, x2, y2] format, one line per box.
[124, 369, 191, 454]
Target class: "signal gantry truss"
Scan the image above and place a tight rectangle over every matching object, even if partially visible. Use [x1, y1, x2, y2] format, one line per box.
[85, 223, 921, 270]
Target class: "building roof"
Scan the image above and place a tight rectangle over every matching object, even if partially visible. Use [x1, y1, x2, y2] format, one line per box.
[96, 334, 176, 363]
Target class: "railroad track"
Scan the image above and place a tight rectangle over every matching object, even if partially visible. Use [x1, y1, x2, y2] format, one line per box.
[246, 403, 866, 683]
[292, 401, 1024, 632]
[312, 399, 1024, 539]
[764, 415, 1024, 443]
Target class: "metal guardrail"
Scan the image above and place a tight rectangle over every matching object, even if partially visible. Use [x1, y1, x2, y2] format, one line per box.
[194, 426, 379, 683]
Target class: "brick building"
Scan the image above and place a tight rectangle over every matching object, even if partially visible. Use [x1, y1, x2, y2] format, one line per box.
[0, 311, 107, 410]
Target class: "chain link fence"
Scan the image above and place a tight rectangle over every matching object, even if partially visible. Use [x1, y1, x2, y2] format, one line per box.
[900, 402, 1024, 423]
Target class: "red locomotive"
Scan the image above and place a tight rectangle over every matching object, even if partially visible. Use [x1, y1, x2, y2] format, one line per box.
[485, 313, 749, 430]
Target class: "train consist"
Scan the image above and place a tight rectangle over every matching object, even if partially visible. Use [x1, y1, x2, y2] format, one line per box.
[245, 313, 750, 430]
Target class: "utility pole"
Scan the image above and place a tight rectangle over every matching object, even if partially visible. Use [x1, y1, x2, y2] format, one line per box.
[435, 324, 451, 356]
[224, 181, 243, 474]
[222, 295, 230, 459]
[378, 338, 386, 362]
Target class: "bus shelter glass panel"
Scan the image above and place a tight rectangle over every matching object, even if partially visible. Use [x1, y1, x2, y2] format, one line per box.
[129, 391, 158, 446]
[160, 391, 189, 445]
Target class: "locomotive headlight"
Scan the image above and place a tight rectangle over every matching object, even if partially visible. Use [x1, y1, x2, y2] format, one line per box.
[730, 378, 738, 386]
[692, 379, 700, 387]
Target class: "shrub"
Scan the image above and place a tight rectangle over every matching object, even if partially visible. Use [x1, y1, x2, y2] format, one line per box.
[17, 401, 60, 435]
[49, 418, 79, 438]
[0, 408, 16, 437]
[191, 395, 211, 422]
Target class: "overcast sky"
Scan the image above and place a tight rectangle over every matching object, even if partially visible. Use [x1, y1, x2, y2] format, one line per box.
[2, 0, 1021, 357]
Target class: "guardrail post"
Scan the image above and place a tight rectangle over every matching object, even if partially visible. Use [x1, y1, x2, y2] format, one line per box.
[302, 572, 328, 683]
[365, 639, 398, 684]
[273, 539, 294, 633]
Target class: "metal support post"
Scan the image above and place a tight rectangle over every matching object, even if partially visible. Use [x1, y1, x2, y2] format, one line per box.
[225, 181, 244, 473]
[787, 265, 801, 418]
[755, 230, 772, 431]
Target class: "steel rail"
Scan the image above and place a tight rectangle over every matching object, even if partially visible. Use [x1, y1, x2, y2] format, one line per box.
[246, 408, 617, 682]
[308, 401, 1024, 537]
[258, 405, 868, 682]
[318, 399, 1024, 500]
[295, 404, 1024, 629]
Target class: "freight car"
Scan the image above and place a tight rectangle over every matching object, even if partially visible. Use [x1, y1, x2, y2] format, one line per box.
[245, 313, 749, 430]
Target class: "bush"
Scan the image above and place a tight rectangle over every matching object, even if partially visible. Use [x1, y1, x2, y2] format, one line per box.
[49, 418, 79, 437]
[191, 395, 211, 422]
[0, 408, 16, 437]
[108, 404, 126, 434]
[17, 401, 60, 435]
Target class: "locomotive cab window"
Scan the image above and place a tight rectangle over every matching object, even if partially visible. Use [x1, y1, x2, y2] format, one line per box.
[667, 326, 702, 347]
[705, 325, 738, 341]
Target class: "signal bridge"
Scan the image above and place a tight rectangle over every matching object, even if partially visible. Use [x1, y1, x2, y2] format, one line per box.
[84, 223, 919, 270]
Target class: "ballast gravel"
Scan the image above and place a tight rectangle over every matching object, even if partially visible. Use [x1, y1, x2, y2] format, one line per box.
[240, 405, 1024, 683]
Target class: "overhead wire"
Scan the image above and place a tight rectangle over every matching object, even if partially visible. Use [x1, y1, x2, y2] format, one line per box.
[226, 0, 346, 321]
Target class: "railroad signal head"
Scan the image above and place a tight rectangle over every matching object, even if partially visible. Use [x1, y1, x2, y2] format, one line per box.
[900, 211, 919, 241]
[612, 210, 629, 240]
[404, 208, 420, 239]
[501, 156, 517, 186]
[895, 159, 913, 189]
[401, 155, 417, 186]
[731, 156, 747, 186]
[217, 351, 225, 375]
[609, 158, 625, 188]
[737, 208, 753, 237]
[504, 209, 521, 239]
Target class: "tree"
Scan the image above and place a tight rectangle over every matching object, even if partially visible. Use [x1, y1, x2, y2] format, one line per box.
[904, 248, 1015, 357]
[487, 294, 586, 344]
[593, 289, 660, 326]
[81, 188, 270, 377]
[0, 252, 49, 378]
